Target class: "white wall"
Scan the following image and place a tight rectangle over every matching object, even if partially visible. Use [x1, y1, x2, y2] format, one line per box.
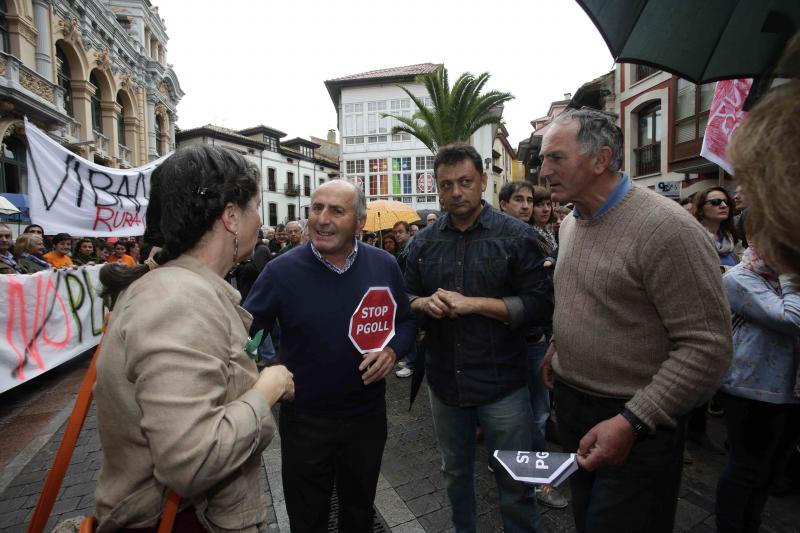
[338, 83, 499, 208]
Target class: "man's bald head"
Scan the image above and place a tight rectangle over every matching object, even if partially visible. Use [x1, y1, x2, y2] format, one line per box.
[313, 179, 366, 221]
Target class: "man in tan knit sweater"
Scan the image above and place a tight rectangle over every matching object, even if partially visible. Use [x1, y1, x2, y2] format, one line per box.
[539, 109, 731, 533]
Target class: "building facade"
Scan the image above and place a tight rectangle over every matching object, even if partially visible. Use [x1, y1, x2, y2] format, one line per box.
[176, 125, 339, 227]
[519, 65, 730, 200]
[616, 63, 732, 198]
[0, 0, 183, 209]
[324, 63, 507, 210]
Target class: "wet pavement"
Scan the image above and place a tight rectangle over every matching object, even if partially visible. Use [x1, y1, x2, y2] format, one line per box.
[1, 362, 798, 532]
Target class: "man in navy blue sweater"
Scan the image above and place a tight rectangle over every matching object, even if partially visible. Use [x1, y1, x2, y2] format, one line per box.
[245, 180, 415, 533]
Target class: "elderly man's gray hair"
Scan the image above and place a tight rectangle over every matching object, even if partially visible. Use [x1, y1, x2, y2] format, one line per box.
[554, 109, 623, 172]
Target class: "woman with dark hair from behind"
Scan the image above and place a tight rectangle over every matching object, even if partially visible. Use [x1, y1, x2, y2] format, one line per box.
[95, 145, 294, 532]
[692, 186, 739, 268]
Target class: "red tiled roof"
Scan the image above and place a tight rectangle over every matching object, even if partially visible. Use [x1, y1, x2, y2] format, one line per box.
[327, 63, 440, 83]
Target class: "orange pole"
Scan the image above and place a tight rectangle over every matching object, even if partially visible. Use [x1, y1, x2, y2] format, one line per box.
[26, 337, 104, 533]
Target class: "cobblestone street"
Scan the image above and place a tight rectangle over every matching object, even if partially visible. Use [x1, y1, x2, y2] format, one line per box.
[1, 365, 798, 532]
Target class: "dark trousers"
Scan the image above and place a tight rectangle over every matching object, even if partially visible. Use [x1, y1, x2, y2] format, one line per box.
[715, 392, 800, 533]
[279, 404, 387, 533]
[554, 381, 686, 533]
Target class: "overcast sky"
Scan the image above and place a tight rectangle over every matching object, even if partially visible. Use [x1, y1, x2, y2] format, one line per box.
[155, 0, 614, 148]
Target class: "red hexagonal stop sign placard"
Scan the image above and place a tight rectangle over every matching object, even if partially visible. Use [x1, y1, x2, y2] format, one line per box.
[349, 287, 397, 353]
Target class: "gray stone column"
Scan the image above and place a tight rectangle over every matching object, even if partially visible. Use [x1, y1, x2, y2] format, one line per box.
[147, 94, 157, 160]
[32, 0, 52, 80]
[168, 112, 176, 151]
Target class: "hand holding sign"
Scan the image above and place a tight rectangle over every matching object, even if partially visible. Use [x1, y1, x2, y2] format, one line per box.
[359, 346, 396, 385]
[576, 414, 637, 471]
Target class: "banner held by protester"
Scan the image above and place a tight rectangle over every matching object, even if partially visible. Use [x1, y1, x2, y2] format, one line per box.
[0, 264, 107, 393]
[24, 118, 171, 237]
[700, 79, 753, 175]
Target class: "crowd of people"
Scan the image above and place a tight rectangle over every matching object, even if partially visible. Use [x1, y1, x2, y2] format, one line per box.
[3, 82, 798, 533]
[0, 222, 145, 275]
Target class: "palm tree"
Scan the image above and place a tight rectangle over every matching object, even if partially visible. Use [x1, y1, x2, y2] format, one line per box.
[382, 66, 514, 153]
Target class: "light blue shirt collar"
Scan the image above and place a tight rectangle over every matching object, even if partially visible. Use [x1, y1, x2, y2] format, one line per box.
[572, 172, 632, 220]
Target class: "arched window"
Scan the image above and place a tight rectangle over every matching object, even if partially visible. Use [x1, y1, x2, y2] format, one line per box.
[1, 137, 28, 194]
[56, 46, 73, 117]
[0, 0, 10, 53]
[154, 116, 163, 156]
[90, 72, 102, 133]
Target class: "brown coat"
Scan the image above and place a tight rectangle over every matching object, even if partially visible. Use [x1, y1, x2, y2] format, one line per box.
[94, 255, 275, 532]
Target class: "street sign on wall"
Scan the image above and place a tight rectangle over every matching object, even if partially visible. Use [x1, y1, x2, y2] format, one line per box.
[656, 181, 681, 198]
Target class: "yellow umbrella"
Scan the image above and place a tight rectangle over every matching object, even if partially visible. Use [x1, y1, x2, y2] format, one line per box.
[364, 199, 421, 232]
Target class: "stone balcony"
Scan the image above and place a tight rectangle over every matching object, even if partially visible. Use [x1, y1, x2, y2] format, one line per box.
[92, 130, 109, 155]
[0, 52, 68, 123]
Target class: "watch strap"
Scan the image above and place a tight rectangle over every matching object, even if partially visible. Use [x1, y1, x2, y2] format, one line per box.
[620, 408, 649, 436]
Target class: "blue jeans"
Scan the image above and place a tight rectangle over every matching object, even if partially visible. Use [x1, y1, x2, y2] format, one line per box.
[429, 386, 540, 533]
[554, 381, 686, 533]
[525, 340, 550, 452]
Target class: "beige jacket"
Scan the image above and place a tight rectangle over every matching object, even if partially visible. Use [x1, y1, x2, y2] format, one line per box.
[94, 255, 275, 532]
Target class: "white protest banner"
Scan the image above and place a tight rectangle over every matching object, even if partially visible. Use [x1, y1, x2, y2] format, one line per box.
[700, 79, 753, 175]
[24, 117, 171, 237]
[0, 265, 107, 393]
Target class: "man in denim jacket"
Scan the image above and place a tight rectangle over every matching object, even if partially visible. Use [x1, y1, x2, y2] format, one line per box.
[405, 143, 553, 533]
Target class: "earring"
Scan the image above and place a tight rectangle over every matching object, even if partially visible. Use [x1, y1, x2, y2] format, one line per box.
[232, 232, 239, 264]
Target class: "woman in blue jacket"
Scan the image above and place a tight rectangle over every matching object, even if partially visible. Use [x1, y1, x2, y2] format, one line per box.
[715, 240, 800, 533]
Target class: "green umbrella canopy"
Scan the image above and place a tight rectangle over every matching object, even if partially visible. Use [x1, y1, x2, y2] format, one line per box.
[575, 0, 800, 84]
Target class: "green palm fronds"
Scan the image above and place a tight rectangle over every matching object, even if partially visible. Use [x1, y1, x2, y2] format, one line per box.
[382, 66, 514, 153]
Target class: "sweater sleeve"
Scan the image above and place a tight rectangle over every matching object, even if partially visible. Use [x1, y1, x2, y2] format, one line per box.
[124, 278, 275, 498]
[386, 255, 417, 360]
[625, 220, 733, 430]
[243, 261, 279, 335]
[725, 271, 800, 337]
[508, 225, 553, 330]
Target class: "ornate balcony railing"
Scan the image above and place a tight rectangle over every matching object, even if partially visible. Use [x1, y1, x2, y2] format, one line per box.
[93, 130, 109, 154]
[118, 144, 132, 165]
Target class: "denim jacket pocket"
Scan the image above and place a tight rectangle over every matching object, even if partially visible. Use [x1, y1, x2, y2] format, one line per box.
[473, 255, 510, 296]
[418, 257, 443, 291]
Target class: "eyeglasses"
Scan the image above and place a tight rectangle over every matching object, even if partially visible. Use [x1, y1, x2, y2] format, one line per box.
[703, 198, 729, 207]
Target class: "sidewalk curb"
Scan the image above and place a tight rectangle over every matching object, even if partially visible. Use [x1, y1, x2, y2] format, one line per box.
[0, 397, 76, 495]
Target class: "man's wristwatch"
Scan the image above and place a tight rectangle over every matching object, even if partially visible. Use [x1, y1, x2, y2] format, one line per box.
[620, 408, 649, 437]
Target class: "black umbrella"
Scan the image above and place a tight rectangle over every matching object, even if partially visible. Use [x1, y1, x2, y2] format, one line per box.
[575, 0, 799, 84]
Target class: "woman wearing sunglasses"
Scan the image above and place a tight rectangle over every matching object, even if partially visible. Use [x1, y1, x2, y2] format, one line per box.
[692, 186, 739, 268]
